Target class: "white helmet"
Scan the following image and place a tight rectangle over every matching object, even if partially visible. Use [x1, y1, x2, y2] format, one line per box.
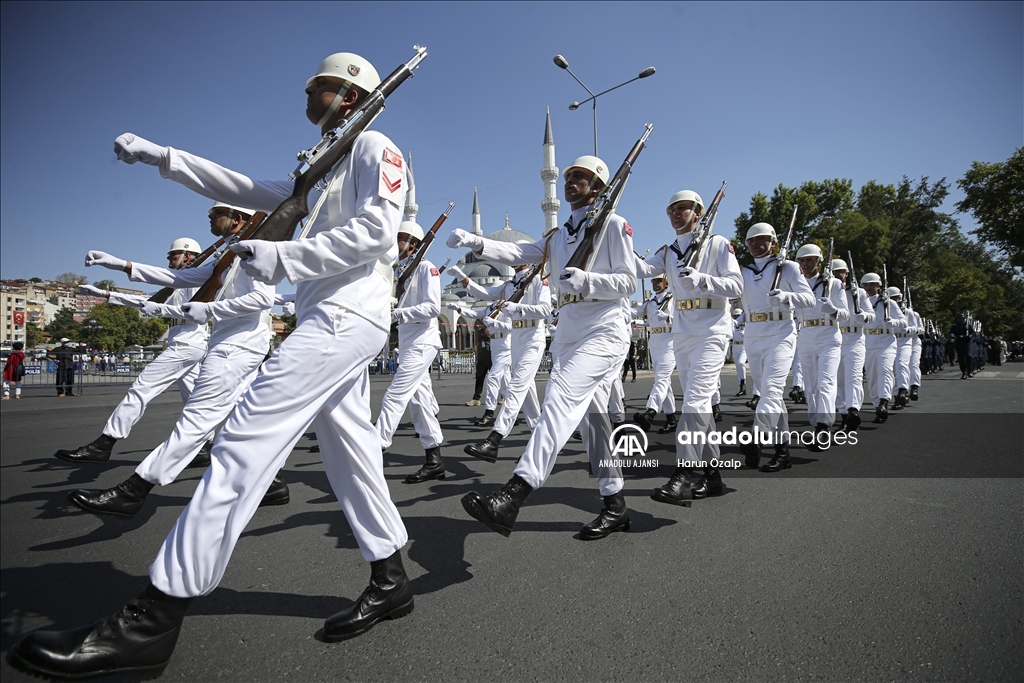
[887, 286, 902, 298]
[398, 221, 424, 241]
[306, 52, 381, 94]
[795, 244, 822, 260]
[168, 238, 201, 255]
[731, 307, 743, 316]
[563, 156, 609, 187]
[666, 190, 704, 215]
[209, 202, 255, 218]
[831, 258, 848, 272]
[861, 272, 882, 286]
[746, 222, 777, 242]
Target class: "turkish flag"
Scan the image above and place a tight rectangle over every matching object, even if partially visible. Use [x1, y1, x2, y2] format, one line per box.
[12, 311, 25, 326]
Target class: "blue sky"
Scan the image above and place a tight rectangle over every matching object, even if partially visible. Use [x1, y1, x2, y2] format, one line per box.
[1, 1, 1020, 301]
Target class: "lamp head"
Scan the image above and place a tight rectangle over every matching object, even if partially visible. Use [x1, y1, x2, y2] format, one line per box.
[553, 55, 569, 69]
[639, 66, 656, 78]
[569, 102, 580, 110]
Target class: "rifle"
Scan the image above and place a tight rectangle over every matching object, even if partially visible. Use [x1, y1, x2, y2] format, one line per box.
[490, 263, 544, 319]
[881, 263, 891, 323]
[436, 257, 451, 276]
[148, 237, 226, 304]
[683, 180, 727, 269]
[235, 46, 428, 249]
[820, 237, 834, 296]
[846, 251, 861, 315]
[904, 277, 913, 311]
[190, 212, 268, 303]
[562, 123, 653, 274]
[394, 202, 455, 305]
[769, 205, 799, 292]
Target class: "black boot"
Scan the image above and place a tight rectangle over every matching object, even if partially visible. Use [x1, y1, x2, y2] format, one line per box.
[910, 385, 920, 401]
[465, 431, 503, 463]
[846, 407, 862, 431]
[788, 386, 801, 403]
[797, 388, 807, 404]
[735, 380, 747, 396]
[580, 491, 630, 540]
[744, 395, 760, 411]
[836, 412, 849, 433]
[8, 584, 191, 680]
[54, 433, 117, 465]
[692, 468, 724, 499]
[651, 467, 692, 507]
[633, 408, 657, 432]
[741, 440, 762, 470]
[807, 423, 831, 452]
[461, 474, 532, 537]
[405, 447, 445, 483]
[186, 441, 212, 469]
[761, 445, 791, 472]
[657, 413, 679, 435]
[259, 477, 290, 507]
[475, 409, 495, 427]
[874, 399, 889, 423]
[893, 388, 908, 409]
[324, 550, 413, 642]
[68, 473, 155, 518]
[712, 403, 723, 423]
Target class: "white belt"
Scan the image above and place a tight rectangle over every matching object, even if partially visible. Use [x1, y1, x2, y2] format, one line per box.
[732, 340, 743, 345]
[866, 329, 893, 335]
[512, 319, 539, 329]
[802, 319, 836, 328]
[489, 332, 506, 339]
[649, 327, 671, 334]
[839, 326, 863, 334]
[747, 310, 794, 323]
[675, 297, 728, 311]
[559, 293, 616, 306]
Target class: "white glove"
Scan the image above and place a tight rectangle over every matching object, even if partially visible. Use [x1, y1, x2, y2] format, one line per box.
[678, 267, 705, 291]
[141, 301, 165, 318]
[446, 229, 483, 251]
[446, 303, 462, 312]
[501, 302, 522, 317]
[85, 250, 127, 271]
[181, 302, 213, 325]
[767, 289, 791, 306]
[559, 268, 590, 296]
[818, 297, 838, 315]
[282, 302, 295, 316]
[857, 311, 872, 324]
[448, 265, 468, 281]
[78, 284, 108, 297]
[230, 240, 288, 285]
[113, 133, 168, 166]
[392, 308, 410, 325]
[655, 309, 672, 323]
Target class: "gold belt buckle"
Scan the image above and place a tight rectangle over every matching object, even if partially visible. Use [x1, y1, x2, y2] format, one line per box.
[751, 312, 769, 323]
[676, 299, 694, 310]
[512, 320, 524, 329]
[560, 293, 578, 305]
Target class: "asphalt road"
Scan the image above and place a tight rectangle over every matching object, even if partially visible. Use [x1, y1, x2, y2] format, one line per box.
[2, 363, 1022, 682]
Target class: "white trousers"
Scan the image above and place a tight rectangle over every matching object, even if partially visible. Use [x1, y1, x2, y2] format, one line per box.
[836, 334, 866, 413]
[909, 338, 922, 386]
[494, 331, 544, 436]
[136, 344, 263, 486]
[865, 339, 897, 405]
[645, 333, 676, 414]
[513, 334, 628, 497]
[797, 330, 841, 427]
[731, 342, 747, 384]
[482, 341, 512, 411]
[104, 343, 207, 440]
[746, 330, 797, 438]
[377, 342, 443, 450]
[894, 337, 913, 390]
[673, 332, 729, 464]
[150, 309, 406, 598]
[790, 352, 803, 388]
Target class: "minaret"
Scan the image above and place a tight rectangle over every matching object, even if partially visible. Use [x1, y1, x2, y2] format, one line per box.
[540, 106, 560, 233]
[504, 212, 511, 231]
[471, 187, 483, 236]
[403, 151, 418, 222]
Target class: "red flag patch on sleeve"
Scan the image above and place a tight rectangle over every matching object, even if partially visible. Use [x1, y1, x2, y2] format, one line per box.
[430, 268, 439, 276]
[728, 243, 735, 254]
[383, 147, 404, 169]
[542, 279, 549, 286]
[624, 222, 633, 236]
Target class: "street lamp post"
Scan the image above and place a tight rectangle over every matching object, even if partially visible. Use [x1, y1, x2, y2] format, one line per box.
[553, 55, 655, 156]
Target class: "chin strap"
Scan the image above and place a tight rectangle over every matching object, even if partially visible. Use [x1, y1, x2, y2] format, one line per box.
[316, 84, 353, 128]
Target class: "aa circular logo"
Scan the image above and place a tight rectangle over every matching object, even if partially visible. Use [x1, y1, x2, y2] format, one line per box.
[609, 423, 648, 458]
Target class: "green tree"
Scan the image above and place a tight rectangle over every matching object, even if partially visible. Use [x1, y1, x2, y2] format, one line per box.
[93, 279, 117, 290]
[55, 272, 88, 287]
[26, 322, 44, 348]
[955, 147, 1024, 270]
[46, 308, 81, 341]
[81, 303, 168, 351]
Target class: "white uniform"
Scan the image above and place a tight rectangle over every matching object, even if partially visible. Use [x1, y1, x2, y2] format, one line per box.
[463, 272, 550, 436]
[459, 305, 512, 412]
[102, 288, 209, 439]
[143, 131, 408, 598]
[907, 308, 923, 388]
[127, 259, 273, 486]
[731, 313, 747, 385]
[377, 260, 443, 451]
[893, 308, 914, 392]
[633, 292, 676, 416]
[836, 286, 874, 414]
[740, 258, 816, 441]
[863, 295, 909, 406]
[795, 275, 849, 427]
[474, 206, 636, 495]
[638, 233, 742, 464]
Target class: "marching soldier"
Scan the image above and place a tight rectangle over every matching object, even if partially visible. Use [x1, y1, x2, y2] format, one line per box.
[10, 50, 414, 680]
[905, 300, 924, 400]
[860, 274, 908, 422]
[377, 221, 447, 483]
[632, 275, 678, 434]
[730, 306, 748, 396]
[57, 236, 209, 467]
[831, 259, 873, 431]
[889, 288, 913, 409]
[449, 301, 512, 425]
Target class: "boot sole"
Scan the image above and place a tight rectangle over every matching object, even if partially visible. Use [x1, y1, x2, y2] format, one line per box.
[322, 598, 414, 643]
[650, 490, 692, 507]
[463, 445, 497, 463]
[7, 649, 167, 681]
[53, 451, 109, 465]
[259, 494, 290, 507]
[461, 495, 512, 537]
[579, 520, 630, 540]
[760, 463, 792, 472]
[403, 470, 446, 484]
[67, 493, 140, 519]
